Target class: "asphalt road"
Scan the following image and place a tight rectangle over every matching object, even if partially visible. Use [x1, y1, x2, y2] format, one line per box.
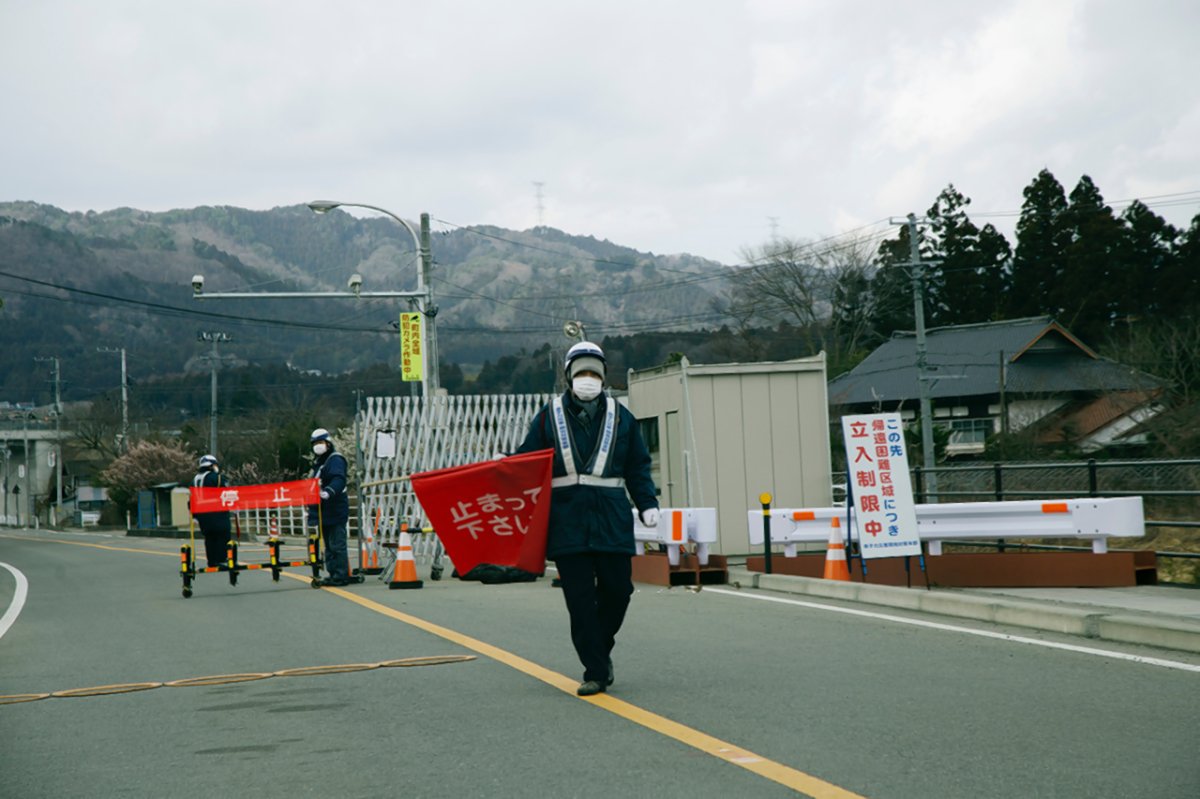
[2, 529, 1198, 799]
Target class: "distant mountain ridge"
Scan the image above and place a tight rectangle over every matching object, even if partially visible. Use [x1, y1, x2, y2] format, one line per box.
[0, 202, 733, 402]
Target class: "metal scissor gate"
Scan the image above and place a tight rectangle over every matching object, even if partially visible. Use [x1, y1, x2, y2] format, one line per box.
[356, 393, 550, 578]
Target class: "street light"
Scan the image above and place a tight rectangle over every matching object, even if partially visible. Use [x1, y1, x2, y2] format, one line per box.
[306, 200, 439, 396]
[192, 201, 439, 399]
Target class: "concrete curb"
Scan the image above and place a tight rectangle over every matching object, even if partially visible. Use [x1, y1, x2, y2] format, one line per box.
[728, 567, 1200, 655]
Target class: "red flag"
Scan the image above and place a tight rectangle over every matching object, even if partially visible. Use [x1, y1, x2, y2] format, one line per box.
[411, 449, 554, 577]
[190, 479, 320, 513]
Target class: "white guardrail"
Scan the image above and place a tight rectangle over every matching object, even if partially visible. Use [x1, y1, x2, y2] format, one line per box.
[633, 508, 718, 566]
[746, 497, 1145, 556]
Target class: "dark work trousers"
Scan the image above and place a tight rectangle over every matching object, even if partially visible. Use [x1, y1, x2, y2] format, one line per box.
[202, 529, 228, 568]
[554, 552, 634, 683]
[198, 518, 231, 568]
[322, 521, 350, 581]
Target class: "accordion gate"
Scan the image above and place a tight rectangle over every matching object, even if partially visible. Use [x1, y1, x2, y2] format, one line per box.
[357, 393, 551, 573]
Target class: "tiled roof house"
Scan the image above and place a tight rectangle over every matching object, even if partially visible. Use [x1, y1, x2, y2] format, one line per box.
[827, 317, 1166, 456]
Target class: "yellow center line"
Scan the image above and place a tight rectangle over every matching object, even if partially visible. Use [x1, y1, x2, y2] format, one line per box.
[4, 533, 865, 798]
[296, 573, 866, 799]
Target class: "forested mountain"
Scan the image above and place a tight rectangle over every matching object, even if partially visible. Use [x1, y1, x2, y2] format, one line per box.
[0, 202, 731, 404]
[3, 169, 1198, 421]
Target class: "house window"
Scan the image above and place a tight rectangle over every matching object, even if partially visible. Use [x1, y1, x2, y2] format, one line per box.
[948, 418, 994, 446]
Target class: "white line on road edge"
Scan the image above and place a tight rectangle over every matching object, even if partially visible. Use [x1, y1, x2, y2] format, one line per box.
[0, 562, 30, 642]
[705, 587, 1200, 674]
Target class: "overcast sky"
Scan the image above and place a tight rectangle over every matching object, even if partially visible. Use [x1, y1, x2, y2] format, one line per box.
[2, 0, 1197, 264]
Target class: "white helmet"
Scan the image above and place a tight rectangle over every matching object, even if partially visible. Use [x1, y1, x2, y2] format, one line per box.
[564, 341, 606, 381]
[198, 454, 218, 469]
[310, 428, 332, 443]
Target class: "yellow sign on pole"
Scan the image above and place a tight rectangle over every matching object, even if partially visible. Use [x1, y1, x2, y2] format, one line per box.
[399, 312, 423, 382]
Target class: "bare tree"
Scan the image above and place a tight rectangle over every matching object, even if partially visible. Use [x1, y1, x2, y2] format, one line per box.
[722, 234, 881, 373]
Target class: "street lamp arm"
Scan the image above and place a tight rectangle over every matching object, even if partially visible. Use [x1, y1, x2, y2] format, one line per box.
[307, 200, 419, 250]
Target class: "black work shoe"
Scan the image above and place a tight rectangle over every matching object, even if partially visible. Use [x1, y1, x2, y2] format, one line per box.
[576, 680, 606, 697]
[606, 657, 614, 687]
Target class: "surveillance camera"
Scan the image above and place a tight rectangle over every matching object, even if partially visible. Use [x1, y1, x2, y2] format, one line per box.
[348, 273, 363, 292]
[191, 274, 205, 294]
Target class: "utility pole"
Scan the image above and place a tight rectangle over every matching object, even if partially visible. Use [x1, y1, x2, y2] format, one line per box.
[34, 356, 63, 524]
[2, 447, 10, 525]
[420, 213, 440, 395]
[890, 213, 939, 501]
[198, 332, 231, 457]
[97, 347, 129, 453]
[22, 415, 31, 527]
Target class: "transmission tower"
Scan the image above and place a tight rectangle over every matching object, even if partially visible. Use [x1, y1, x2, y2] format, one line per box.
[533, 181, 545, 229]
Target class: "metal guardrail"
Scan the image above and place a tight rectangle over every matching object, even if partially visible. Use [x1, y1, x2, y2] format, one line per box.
[894, 457, 1200, 577]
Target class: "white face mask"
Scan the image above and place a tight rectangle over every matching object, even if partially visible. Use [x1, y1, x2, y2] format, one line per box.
[572, 375, 603, 401]
[313, 442, 329, 456]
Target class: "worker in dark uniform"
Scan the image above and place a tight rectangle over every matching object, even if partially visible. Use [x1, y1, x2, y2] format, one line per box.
[308, 428, 352, 587]
[516, 342, 659, 696]
[192, 454, 232, 569]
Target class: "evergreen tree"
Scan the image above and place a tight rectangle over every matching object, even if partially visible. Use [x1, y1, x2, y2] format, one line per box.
[868, 226, 918, 336]
[1120, 200, 1182, 319]
[1170, 214, 1200, 316]
[1009, 169, 1070, 320]
[1058, 175, 1127, 340]
[923, 185, 1012, 325]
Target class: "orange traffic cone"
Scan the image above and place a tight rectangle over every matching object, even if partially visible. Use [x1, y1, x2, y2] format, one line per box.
[822, 516, 850, 581]
[387, 529, 424, 590]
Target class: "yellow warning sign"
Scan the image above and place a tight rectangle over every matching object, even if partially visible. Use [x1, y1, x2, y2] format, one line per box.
[400, 312, 423, 382]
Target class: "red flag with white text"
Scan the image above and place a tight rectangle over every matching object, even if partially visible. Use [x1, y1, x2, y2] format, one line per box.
[410, 449, 554, 576]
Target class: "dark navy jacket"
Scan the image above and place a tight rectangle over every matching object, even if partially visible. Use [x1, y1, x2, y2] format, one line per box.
[192, 470, 232, 534]
[308, 448, 350, 527]
[517, 392, 657, 559]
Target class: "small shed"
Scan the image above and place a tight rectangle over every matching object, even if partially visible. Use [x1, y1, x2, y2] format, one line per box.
[627, 354, 832, 554]
[139, 483, 192, 529]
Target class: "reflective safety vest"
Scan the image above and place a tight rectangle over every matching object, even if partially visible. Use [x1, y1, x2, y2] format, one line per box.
[313, 452, 348, 495]
[549, 395, 625, 489]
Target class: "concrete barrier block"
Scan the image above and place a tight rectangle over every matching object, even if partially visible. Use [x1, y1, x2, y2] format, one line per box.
[1097, 615, 1200, 655]
[804, 579, 862, 603]
[993, 604, 1098, 636]
[856, 583, 924, 611]
[918, 591, 998, 623]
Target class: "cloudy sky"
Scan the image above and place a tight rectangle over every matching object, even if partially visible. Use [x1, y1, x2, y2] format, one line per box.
[2, 0, 1197, 264]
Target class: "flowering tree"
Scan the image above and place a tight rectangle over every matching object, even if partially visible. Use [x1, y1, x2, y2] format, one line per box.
[99, 439, 196, 510]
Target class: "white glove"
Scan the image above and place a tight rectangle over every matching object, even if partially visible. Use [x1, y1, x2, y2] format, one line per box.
[320, 489, 331, 500]
[640, 507, 660, 527]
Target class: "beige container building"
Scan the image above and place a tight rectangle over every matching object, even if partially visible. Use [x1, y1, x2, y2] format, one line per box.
[626, 354, 832, 555]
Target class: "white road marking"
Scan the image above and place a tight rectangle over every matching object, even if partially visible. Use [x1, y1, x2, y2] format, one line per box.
[0, 562, 30, 641]
[705, 587, 1200, 674]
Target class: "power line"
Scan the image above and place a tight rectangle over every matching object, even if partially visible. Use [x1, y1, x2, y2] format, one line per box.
[0, 270, 398, 335]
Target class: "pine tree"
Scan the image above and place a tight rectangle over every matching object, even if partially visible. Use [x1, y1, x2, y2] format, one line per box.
[923, 185, 1012, 325]
[1058, 175, 1128, 340]
[1009, 169, 1069, 320]
[868, 226, 918, 336]
[1120, 200, 1181, 319]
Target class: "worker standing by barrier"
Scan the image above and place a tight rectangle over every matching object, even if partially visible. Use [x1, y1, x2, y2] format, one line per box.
[192, 455, 231, 569]
[308, 428, 352, 587]
[516, 342, 659, 697]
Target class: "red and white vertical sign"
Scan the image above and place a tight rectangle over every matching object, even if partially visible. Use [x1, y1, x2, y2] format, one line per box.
[840, 412, 922, 559]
